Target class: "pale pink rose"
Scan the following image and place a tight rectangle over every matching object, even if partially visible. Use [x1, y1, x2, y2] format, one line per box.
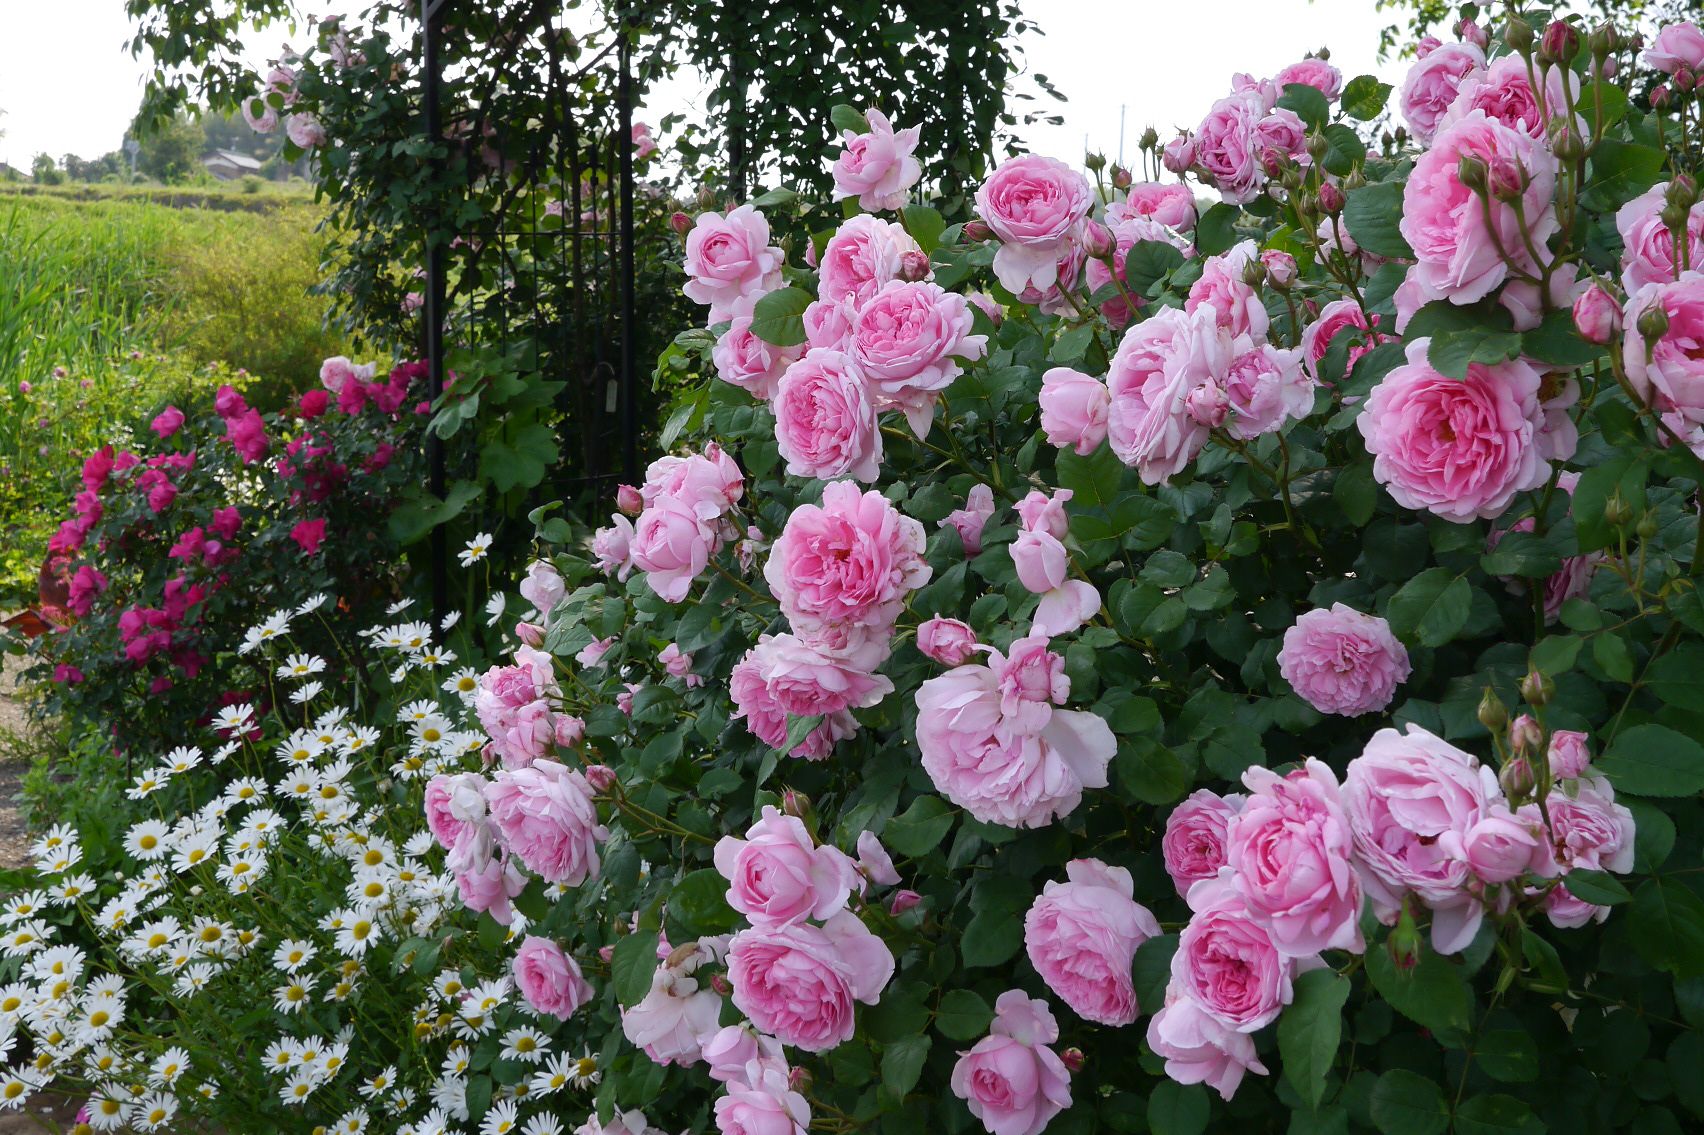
[1192, 91, 1266, 204]
[734, 633, 894, 720]
[1014, 488, 1070, 540]
[1545, 881, 1611, 929]
[1009, 527, 1068, 594]
[485, 759, 608, 885]
[1145, 987, 1268, 1101]
[1617, 184, 1704, 295]
[714, 805, 860, 926]
[513, 935, 594, 1019]
[319, 355, 362, 393]
[1572, 282, 1622, 345]
[425, 772, 487, 851]
[1013, 243, 1086, 317]
[1439, 54, 1581, 140]
[917, 616, 978, 665]
[1344, 725, 1504, 954]
[715, 315, 803, 401]
[241, 94, 279, 133]
[1222, 344, 1312, 439]
[1106, 182, 1197, 230]
[1300, 298, 1390, 383]
[1024, 859, 1161, 1026]
[1548, 730, 1592, 780]
[764, 480, 930, 640]
[803, 297, 858, 352]
[1277, 603, 1411, 716]
[1162, 790, 1248, 897]
[631, 498, 718, 603]
[454, 850, 526, 925]
[1461, 808, 1551, 884]
[1223, 760, 1364, 956]
[621, 961, 723, 1065]
[1162, 134, 1195, 175]
[576, 636, 615, 668]
[714, 1060, 811, 1135]
[1642, 21, 1704, 75]
[819, 215, 919, 306]
[1039, 367, 1110, 455]
[684, 206, 785, 323]
[593, 515, 636, 581]
[285, 113, 326, 148]
[473, 647, 559, 767]
[1275, 57, 1343, 99]
[1106, 305, 1230, 485]
[727, 911, 894, 1052]
[772, 349, 882, 483]
[1626, 273, 1704, 438]
[1401, 110, 1558, 305]
[1174, 877, 1295, 1031]
[988, 632, 1069, 733]
[1547, 776, 1635, 875]
[975, 154, 1093, 294]
[851, 281, 987, 436]
[1398, 42, 1485, 145]
[520, 560, 566, 618]
[1357, 339, 1549, 523]
[831, 108, 922, 212]
[1083, 216, 1193, 328]
[855, 830, 901, 886]
[640, 445, 744, 520]
[702, 1025, 784, 1084]
[950, 991, 1072, 1135]
[941, 483, 997, 556]
[659, 642, 701, 687]
[631, 121, 657, 160]
[728, 648, 860, 762]
[1252, 108, 1310, 173]
[1186, 240, 1270, 340]
[1261, 249, 1297, 287]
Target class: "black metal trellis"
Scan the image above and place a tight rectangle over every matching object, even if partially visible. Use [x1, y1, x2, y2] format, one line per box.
[419, 0, 641, 627]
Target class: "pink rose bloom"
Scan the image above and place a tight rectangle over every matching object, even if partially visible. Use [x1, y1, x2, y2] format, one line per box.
[513, 935, 594, 1019]
[1642, 21, 1704, 75]
[1192, 91, 1266, 204]
[1106, 305, 1230, 485]
[975, 154, 1093, 294]
[1618, 184, 1704, 295]
[941, 483, 997, 556]
[576, 636, 615, 668]
[1275, 57, 1343, 99]
[1222, 344, 1312, 439]
[593, 515, 636, 581]
[732, 633, 893, 721]
[1545, 881, 1611, 929]
[1548, 730, 1592, 780]
[764, 480, 931, 640]
[241, 95, 279, 133]
[728, 652, 858, 762]
[714, 315, 803, 401]
[520, 559, 565, 618]
[1461, 808, 1551, 884]
[913, 660, 1114, 829]
[988, 632, 1069, 733]
[1572, 282, 1622, 345]
[1162, 789, 1247, 897]
[631, 121, 657, 160]
[1013, 244, 1086, 317]
[1277, 603, 1411, 716]
[1401, 110, 1558, 305]
[1344, 725, 1504, 954]
[803, 297, 858, 353]
[831, 108, 922, 212]
[1439, 54, 1580, 140]
[1399, 42, 1485, 144]
[1223, 759, 1364, 956]
[1162, 133, 1195, 175]
[1174, 877, 1295, 1031]
[1357, 340, 1549, 523]
[1084, 216, 1192, 328]
[950, 991, 1072, 1135]
[1146, 987, 1268, 1101]
[773, 349, 882, 483]
[684, 206, 785, 323]
[285, 113, 326, 148]
[1252, 108, 1310, 174]
[150, 406, 185, 439]
[659, 642, 701, 687]
[713, 805, 861, 926]
[1300, 299, 1389, 383]
[917, 616, 978, 666]
[1548, 776, 1635, 875]
[714, 1061, 812, 1135]
[66, 565, 108, 617]
[702, 1025, 784, 1084]
[856, 830, 901, 886]
[641, 445, 744, 520]
[1107, 182, 1197, 230]
[728, 911, 894, 1052]
[819, 214, 919, 306]
[1024, 859, 1162, 1026]
[455, 853, 526, 925]
[851, 281, 987, 436]
[1186, 240, 1269, 340]
[622, 961, 723, 1065]
[1039, 367, 1110, 454]
[424, 771, 487, 850]
[632, 497, 717, 603]
[485, 759, 608, 886]
[1625, 273, 1704, 439]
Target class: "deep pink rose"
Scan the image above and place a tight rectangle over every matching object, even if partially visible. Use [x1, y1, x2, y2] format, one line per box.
[831, 108, 922, 212]
[1038, 367, 1110, 455]
[975, 154, 1093, 294]
[819, 214, 918, 306]
[1275, 57, 1343, 99]
[727, 911, 894, 1052]
[1105, 305, 1230, 485]
[485, 759, 608, 885]
[513, 935, 594, 1019]
[773, 349, 882, 483]
[1024, 859, 1161, 1026]
[1145, 987, 1268, 1101]
[1300, 298, 1388, 383]
[1344, 725, 1503, 954]
[714, 805, 860, 926]
[631, 497, 717, 603]
[1222, 344, 1311, 439]
[1173, 877, 1294, 1031]
[1162, 789, 1246, 897]
[150, 406, 185, 439]
[940, 484, 996, 556]
[714, 315, 803, 401]
[1192, 91, 1265, 204]
[1619, 183, 1704, 296]
[1357, 340, 1549, 522]
[1107, 182, 1197, 230]
[1399, 42, 1485, 144]
[684, 206, 785, 322]
[1642, 21, 1704, 75]
[727, 639, 864, 762]
[1439, 54, 1580, 140]
[289, 518, 327, 555]
[1278, 603, 1411, 716]
[851, 281, 987, 436]
[917, 616, 978, 665]
[949, 991, 1072, 1135]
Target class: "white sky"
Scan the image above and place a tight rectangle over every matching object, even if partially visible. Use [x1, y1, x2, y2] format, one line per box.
[0, 0, 1413, 173]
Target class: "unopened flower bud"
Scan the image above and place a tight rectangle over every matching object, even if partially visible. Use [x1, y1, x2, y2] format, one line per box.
[782, 789, 810, 819]
[1637, 511, 1661, 540]
[1551, 125, 1585, 162]
[889, 889, 922, 915]
[1588, 23, 1618, 60]
[1572, 283, 1621, 345]
[1389, 906, 1422, 970]
[1637, 302, 1671, 342]
[709, 973, 732, 996]
[1317, 182, 1345, 215]
[1539, 20, 1581, 65]
[514, 621, 545, 647]
[1240, 257, 1267, 288]
[695, 185, 718, 211]
[1504, 14, 1534, 54]
[1679, 68, 1699, 94]
[963, 220, 993, 243]
[1137, 126, 1160, 153]
[1111, 164, 1133, 190]
[616, 483, 643, 515]
[584, 764, 617, 792]
[1500, 756, 1537, 801]
[1457, 17, 1489, 50]
[1081, 220, 1116, 260]
[1477, 687, 1510, 733]
[1061, 1048, 1086, 1074]
[1653, 85, 1673, 111]
[1487, 156, 1528, 201]
[598, 944, 615, 962]
[1186, 382, 1229, 427]
[1084, 152, 1106, 172]
[1520, 670, 1555, 707]
[1662, 202, 1691, 232]
[669, 211, 692, 238]
[1306, 132, 1330, 165]
[788, 1066, 813, 1093]
[1603, 489, 1632, 528]
[1458, 154, 1489, 193]
[1162, 134, 1195, 175]
[1261, 249, 1298, 288]
[1509, 712, 1544, 757]
[898, 249, 932, 281]
[1666, 175, 1698, 209]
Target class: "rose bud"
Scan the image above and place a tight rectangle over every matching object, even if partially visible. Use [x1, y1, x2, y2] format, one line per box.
[1487, 156, 1528, 201]
[514, 621, 545, 647]
[1520, 670, 1556, 707]
[1504, 14, 1534, 53]
[1162, 134, 1195, 175]
[1653, 85, 1673, 111]
[1061, 1048, 1086, 1074]
[788, 1066, 814, 1093]
[1185, 382, 1229, 428]
[889, 889, 922, 915]
[782, 789, 811, 819]
[1457, 154, 1489, 193]
[1081, 220, 1116, 260]
[1637, 302, 1671, 342]
[1111, 164, 1133, 190]
[1572, 283, 1621, 345]
[1508, 713, 1544, 757]
[1415, 35, 1441, 59]
[1306, 131, 1330, 166]
[1678, 68, 1698, 94]
[709, 973, 732, 996]
[1260, 250, 1298, 289]
[1551, 125, 1585, 162]
[917, 616, 979, 666]
[615, 483, 643, 515]
[584, 764, 617, 792]
[1499, 756, 1536, 801]
[962, 220, 993, 242]
[1588, 22, 1618, 58]
[1084, 151, 1106, 172]
[668, 211, 692, 237]
[1457, 17, 1489, 49]
[1540, 20, 1581, 65]
[1548, 730, 1592, 780]
[1139, 127, 1160, 151]
[898, 249, 932, 281]
[1667, 174, 1698, 209]
[1477, 687, 1510, 732]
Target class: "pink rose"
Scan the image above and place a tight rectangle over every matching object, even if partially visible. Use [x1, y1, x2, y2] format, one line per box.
[917, 616, 978, 666]
[150, 406, 185, 439]
[819, 215, 919, 306]
[1572, 282, 1622, 345]
[1275, 57, 1343, 100]
[593, 515, 637, 581]
[1038, 367, 1110, 455]
[513, 935, 594, 1019]
[1643, 21, 1704, 75]
[1106, 305, 1230, 485]
[1461, 808, 1551, 884]
[1186, 241, 1268, 340]
[773, 349, 882, 483]
[1399, 42, 1485, 144]
[941, 483, 996, 556]
[855, 830, 900, 886]
[851, 281, 987, 436]
[1357, 340, 1549, 523]
[1618, 183, 1704, 295]
[1221, 344, 1312, 439]
[1252, 108, 1310, 173]
[950, 991, 1072, 1135]
[1223, 760, 1364, 956]
[1162, 789, 1247, 897]
[1401, 110, 1558, 305]
[975, 155, 1093, 294]
[285, 113, 326, 148]
[621, 959, 723, 1065]
[289, 518, 326, 554]
[1192, 91, 1265, 204]
[1107, 182, 1197, 230]
[1439, 54, 1580, 140]
[803, 297, 858, 352]
[455, 853, 526, 926]
[1547, 776, 1635, 876]
[1084, 216, 1192, 328]
[727, 911, 894, 1052]
[988, 632, 1069, 733]
[485, 759, 608, 885]
[425, 772, 487, 851]
[659, 642, 701, 687]
[632, 498, 717, 603]
[1174, 877, 1295, 1031]
[1548, 730, 1592, 780]
[702, 1025, 783, 1084]
[735, 633, 892, 716]
[1344, 725, 1504, 954]
[1300, 299, 1388, 383]
[640, 445, 744, 520]
[713, 1062, 811, 1135]
[576, 636, 615, 668]
[713, 805, 861, 926]
[684, 206, 785, 323]
[1625, 272, 1704, 440]
[1146, 987, 1268, 1101]
[831, 108, 922, 212]
[1024, 859, 1161, 1026]
[715, 315, 803, 401]
[728, 647, 859, 762]
[1277, 603, 1411, 716]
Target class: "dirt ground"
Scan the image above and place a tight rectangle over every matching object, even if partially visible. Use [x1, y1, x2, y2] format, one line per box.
[0, 648, 35, 872]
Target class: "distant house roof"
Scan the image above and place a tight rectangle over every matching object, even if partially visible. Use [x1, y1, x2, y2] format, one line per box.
[202, 149, 265, 178]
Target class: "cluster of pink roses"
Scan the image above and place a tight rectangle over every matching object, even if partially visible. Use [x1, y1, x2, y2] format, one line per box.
[593, 446, 746, 604]
[240, 58, 325, 148]
[1164, 56, 1342, 203]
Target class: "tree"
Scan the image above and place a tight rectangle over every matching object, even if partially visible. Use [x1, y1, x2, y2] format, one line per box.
[136, 111, 206, 183]
[30, 153, 63, 185]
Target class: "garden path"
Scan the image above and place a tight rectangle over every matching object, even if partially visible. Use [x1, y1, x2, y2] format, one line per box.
[0, 649, 33, 871]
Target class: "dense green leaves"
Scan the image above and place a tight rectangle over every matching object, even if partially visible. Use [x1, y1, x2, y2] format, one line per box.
[1366, 944, 1473, 1036]
[1386, 568, 1472, 647]
[1598, 725, 1704, 797]
[1279, 969, 1349, 1108]
[1343, 181, 1413, 259]
[1370, 1069, 1450, 1135]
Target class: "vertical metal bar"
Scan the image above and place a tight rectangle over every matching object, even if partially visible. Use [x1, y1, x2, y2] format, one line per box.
[422, 0, 450, 631]
[617, 10, 638, 485]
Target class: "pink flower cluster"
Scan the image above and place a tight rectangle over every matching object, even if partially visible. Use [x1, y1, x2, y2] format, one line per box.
[1162, 56, 1340, 203]
[830, 108, 922, 212]
[473, 641, 586, 768]
[593, 446, 746, 603]
[214, 385, 269, 465]
[951, 992, 1073, 1135]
